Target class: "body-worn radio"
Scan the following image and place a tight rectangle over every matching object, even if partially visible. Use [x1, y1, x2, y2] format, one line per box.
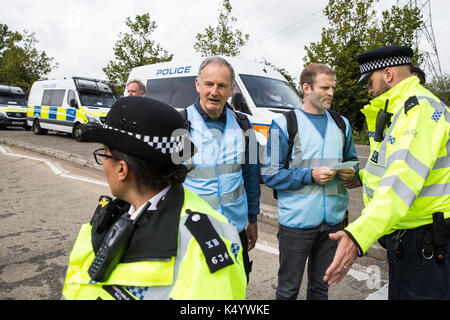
[374, 99, 393, 142]
[88, 197, 149, 282]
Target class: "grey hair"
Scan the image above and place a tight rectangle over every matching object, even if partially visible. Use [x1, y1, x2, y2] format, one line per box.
[127, 80, 146, 94]
[198, 56, 235, 84]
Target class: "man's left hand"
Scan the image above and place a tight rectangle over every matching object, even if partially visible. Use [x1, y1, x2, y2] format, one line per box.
[337, 168, 356, 181]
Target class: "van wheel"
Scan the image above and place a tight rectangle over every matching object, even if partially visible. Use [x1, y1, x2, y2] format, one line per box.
[73, 124, 85, 142]
[33, 119, 47, 135]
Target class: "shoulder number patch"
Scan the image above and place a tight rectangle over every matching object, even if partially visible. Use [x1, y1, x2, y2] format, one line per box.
[185, 210, 234, 273]
[404, 96, 419, 114]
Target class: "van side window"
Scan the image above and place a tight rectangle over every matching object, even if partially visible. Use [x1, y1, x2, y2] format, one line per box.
[67, 90, 77, 106]
[42, 89, 66, 107]
[146, 76, 198, 109]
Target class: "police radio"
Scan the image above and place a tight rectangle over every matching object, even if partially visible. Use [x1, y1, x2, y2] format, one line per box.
[88, 201, 151, 283]
[90, 195, 129, 234]
[374, 99, 393, 142]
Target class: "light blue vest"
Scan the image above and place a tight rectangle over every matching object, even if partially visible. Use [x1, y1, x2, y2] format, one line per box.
[183, 105, 248, 232]
[274, 109, 349, 229]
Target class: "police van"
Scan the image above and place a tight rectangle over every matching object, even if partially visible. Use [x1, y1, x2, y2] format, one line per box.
[27, 77, 116, 141]
[126, 56, 303, 145]
[0, 84, 29, 130]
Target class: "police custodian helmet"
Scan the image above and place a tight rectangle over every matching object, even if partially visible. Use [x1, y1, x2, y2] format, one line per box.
[356, 45, 413, 83]
[83, 96, 195, 168]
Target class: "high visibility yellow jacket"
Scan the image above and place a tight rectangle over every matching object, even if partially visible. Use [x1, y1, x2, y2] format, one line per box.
[61, 186, 247, 300]
[346, 76, 450, 254]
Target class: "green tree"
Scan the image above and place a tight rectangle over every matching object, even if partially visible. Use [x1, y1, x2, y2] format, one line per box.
[103, 13, 173, 95]
[0, 24, 57, 91]
[194, 0, 249, 57]
[303, 0, 422, 131]
[426, 74, 450, 106]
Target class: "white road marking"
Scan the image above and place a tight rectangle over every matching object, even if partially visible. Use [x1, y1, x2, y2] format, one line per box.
[254, 234, 388, 300]
[0, 145, 108, 187]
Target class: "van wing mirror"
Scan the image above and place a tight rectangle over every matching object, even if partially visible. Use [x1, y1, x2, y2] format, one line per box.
[69, 99, 79, 109]
[231, 93, 252, 115]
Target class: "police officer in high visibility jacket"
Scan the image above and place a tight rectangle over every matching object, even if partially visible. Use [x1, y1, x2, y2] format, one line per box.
[324, 46, 450, 300]
[61, 96, 247, 300]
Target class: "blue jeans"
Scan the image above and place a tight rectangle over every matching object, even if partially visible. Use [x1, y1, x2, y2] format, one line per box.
[276, 222, 341, 300]
[385, 228, 450, 300]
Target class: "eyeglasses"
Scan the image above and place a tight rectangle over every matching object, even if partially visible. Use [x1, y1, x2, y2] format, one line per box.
[93, 148, 114, 165]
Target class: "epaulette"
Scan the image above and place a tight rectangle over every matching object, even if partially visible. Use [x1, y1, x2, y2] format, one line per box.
[184, 210, 234, 273]
[404, 96, 419, 114]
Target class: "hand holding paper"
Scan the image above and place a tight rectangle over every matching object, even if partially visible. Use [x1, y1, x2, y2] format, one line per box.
[330, 160, 360, 170]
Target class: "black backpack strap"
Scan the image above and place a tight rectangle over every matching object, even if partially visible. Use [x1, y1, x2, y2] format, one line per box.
[284, 110, 298, 169]
[180, 108, 191, 132]
[230, 108, 252, 149]
[328, 109, 347, 145]
[232, 110, 252, 132]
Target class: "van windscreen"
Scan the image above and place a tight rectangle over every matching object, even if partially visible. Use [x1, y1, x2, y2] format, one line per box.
[239, 74, 302, 109]
[79, 93, 116, 108]
[0, 94, 27, 106]
[145, 76, 198, 108]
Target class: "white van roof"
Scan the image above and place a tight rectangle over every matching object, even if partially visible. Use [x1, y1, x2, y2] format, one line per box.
[128, 56, 287, 83]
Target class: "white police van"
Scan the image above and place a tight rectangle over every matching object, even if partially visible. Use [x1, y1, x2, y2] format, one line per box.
[0, 84, 29, 130]
[27, 77, 116, 141]
[126, 56, 303, 145]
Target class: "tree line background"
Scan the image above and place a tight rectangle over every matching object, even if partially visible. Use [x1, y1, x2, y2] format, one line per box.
[1, 0, 448, 143]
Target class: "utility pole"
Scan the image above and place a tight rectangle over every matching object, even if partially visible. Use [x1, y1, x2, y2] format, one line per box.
[397, 0, 443, 80]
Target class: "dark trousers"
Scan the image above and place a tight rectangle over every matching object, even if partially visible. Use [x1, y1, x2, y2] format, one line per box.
[276, 223, 340, 300]
[385, 229, 450, 300]
[239, 230, 252, 284]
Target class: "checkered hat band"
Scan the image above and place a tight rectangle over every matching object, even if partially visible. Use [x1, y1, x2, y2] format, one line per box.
[103, 124, 185, 154]
[359, 56, 411, 74]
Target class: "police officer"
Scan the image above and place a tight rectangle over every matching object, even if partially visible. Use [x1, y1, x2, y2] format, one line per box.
[61, 96, 247, 300]
[323, 46, 450, 299]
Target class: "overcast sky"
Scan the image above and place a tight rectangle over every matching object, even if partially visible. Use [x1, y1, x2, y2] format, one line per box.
[2, 0, 449, 84]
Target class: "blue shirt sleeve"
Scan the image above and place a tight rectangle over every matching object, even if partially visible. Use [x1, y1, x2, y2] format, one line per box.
[261, 121, 313, 190]
[242, 127, 261, 223]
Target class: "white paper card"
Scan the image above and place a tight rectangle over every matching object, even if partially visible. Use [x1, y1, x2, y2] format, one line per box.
[331, 160, 360, 170]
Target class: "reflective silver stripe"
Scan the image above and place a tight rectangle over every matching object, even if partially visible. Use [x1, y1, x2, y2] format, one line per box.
[138, 215, 191, 300]
[378, 175, 416, 207]
[140, 213, 241, 300]
[261, 164, 281, 176]
[433, 156, 450, 170]
[363, 184, 374, 198]
[290, 157, 341, 169]
[433, 137, 450, 170]
[199, 184, 245, 207]
[365, 161, 387, 178]
[418, 183, 450, 197]
[387, 149, 430, 179]
[187, 164, 242, 179]
[417, 95, 450, 123]
[366, 149, 430, 180]
[284, 183, 345, 195]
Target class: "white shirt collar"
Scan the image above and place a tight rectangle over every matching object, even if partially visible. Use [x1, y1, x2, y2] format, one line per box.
[127, 185, 171, 221]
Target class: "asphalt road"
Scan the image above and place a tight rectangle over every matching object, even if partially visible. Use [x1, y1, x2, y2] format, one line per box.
[0, 128, 389, 300]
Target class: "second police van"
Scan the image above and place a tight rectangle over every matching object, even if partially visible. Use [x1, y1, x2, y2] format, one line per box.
[27, 77, 116, 141]
[0, 84, 29, 130]
[126, 56, 303, 146]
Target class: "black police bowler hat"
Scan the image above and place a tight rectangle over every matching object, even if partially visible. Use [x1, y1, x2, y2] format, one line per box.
[356, 45, 413, 83]
[83, 96, 195, 167]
